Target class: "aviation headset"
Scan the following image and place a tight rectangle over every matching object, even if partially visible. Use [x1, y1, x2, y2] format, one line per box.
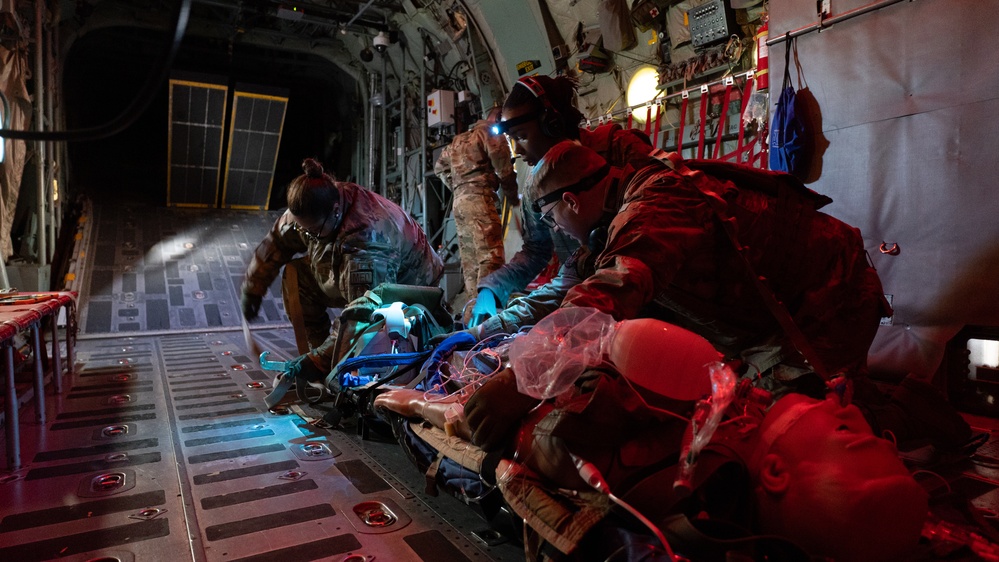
[587, 168, 622, 254]
[517, 76, 565, 138]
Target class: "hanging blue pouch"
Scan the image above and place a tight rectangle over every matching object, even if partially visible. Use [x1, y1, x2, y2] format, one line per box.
[769, 37, 805, 175]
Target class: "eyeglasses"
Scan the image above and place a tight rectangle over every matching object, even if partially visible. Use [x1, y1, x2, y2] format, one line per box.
[531, 164, 611, 213]
[295, 212, 331, 243]
[538, 201, 561, 229]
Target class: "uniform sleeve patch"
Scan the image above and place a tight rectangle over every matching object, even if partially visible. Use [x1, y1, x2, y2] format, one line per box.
[350, 269, 374, 286]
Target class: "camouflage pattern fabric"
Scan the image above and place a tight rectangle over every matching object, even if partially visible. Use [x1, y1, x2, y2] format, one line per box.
[453, 188, 505, 293]
[242, 181, 443, 365]
[478, 123, 653, 304]
[435, 119, 516, 292]
[481, 160, 886, 378]
[434, 119, 516, 196]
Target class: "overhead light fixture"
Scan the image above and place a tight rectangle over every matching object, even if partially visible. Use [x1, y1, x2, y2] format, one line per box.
[626, 66, 661, 124]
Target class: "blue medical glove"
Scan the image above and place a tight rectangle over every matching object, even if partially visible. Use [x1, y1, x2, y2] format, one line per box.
[469, 288, 500, 328]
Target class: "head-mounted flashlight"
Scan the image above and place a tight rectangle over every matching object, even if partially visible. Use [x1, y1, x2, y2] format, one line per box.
[491, 111, 540, 136]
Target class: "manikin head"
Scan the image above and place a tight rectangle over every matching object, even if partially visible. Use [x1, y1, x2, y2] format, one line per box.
[751, 393, 929, 562]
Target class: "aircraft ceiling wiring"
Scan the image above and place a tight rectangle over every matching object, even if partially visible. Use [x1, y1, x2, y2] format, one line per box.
[0, 0, 192, 142]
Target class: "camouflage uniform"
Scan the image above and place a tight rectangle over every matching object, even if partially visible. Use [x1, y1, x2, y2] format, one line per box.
[242, 181, 443, 365]
[478, 123, 653, 305]
[434, 119, 518, 294]
[479, 158, 888, 378]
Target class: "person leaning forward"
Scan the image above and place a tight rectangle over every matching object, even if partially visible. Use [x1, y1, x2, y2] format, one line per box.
[459, 140, 909, 451]
[240, 158, 443, 383]
[470, 75, 654, 326]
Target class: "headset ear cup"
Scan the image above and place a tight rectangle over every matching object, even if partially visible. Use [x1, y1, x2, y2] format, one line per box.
[540, 109, 563, 138]
[588, 225, 608, 254]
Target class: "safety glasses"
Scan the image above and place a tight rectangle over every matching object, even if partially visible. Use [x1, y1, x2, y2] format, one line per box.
[538, 200, 562, 229]
[531, 164, 610, 213]
[294, 212, 331, 243]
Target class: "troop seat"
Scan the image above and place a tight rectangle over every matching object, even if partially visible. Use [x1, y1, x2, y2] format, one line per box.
[0, 291, 78, 471]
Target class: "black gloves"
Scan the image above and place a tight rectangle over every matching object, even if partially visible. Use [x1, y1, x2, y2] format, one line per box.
[286, 354, 327, 383]
[464, 367, 540, 452]
[340, 299, 378, 323]
[241, 292, 262, 321]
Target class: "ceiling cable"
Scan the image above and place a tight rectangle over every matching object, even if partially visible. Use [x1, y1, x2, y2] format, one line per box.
[0, 0, 191, 142]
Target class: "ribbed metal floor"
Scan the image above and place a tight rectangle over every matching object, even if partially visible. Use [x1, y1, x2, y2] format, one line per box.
[77, 204, 289, 336]
[1, 202, 521, 561]
[0, 328, 522, 562]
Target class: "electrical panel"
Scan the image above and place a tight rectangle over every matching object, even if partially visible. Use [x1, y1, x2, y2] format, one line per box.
[427, 89, 456, 128]
[689, 0, 736, 48]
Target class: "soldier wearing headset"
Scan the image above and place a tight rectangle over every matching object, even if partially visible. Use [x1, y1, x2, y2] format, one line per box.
[469, 74, 653, 326]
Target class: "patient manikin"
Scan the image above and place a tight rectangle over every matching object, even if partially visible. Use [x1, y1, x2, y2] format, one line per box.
[374, 311, 928, 561]
[751, 392, 928, 562]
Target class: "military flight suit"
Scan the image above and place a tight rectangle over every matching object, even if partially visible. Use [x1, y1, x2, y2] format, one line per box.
[479, 158, 887, 379]
[434, 119, 518, 294]
[477, 123, 653, 306]
[242, 181, 443, 363]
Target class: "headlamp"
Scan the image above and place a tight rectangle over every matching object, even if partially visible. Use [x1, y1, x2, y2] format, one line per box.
[491, 111, 540, 136]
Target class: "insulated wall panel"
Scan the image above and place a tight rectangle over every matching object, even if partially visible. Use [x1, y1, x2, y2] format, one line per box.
[222, 87, 288, 210]
[167, 79, 228, 207]
[766, 0, 999, 378]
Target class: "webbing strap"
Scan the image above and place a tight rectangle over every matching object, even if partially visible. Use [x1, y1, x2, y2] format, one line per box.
[696, 91, 709, 158]
[676, 94, 689, 154]
[649, 149, 829, 379]
[736, 74, 755, 154]
[644, 105, 653, 136]
[652, 103, 663, 149]
[712, 82, 733, 159]
[263, 373, 295, 409]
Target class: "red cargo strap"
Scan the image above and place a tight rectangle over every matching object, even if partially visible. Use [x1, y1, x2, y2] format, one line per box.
[736, 73, 755, 156]
[696, 86, 709, 159]
[712, 80, 733, 160]
[676, 92, 689, 155]
[651, 103, 662, 149]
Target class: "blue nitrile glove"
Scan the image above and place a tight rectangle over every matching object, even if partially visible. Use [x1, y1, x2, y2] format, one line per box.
[469, 288, 500, 328]
[286, 354, 327, 383]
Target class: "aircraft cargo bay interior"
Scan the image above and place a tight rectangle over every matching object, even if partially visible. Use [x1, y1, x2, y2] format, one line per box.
[2, 1, 999, 561]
